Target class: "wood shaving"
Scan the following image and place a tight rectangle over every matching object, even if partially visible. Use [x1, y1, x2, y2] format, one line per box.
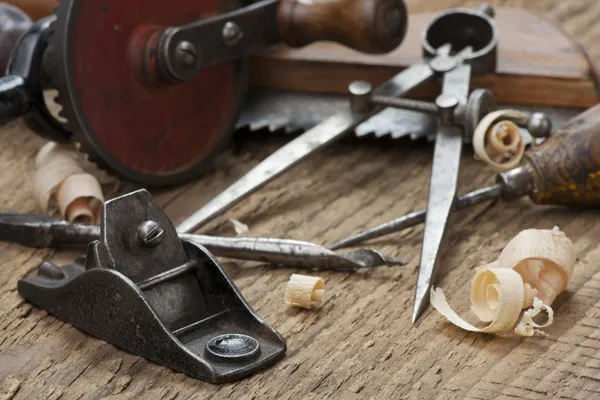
[55, 173, 103, 224]
[473, 110, 527, 172]
[285, 274, 325, 309]
[496, 227, 576, 305]
[33, 142, 106, 224]
[431, 227, 576, 337]
[229, 219, 249, 235]
[36, 142, 117, 185]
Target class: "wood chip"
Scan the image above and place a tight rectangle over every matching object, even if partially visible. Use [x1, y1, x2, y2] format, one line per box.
[431, 227, 576, 337]
[229, 219, 249, 235]
[473, 110, 527, 172]
[285, 274, 325, 309]
[32, 142, 106, 224]
[55, 173, 103, 224]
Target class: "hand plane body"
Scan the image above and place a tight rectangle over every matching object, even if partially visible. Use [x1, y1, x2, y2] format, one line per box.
[18, 189, 286, 383]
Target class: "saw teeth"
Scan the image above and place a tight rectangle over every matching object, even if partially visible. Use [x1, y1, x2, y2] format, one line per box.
[44, 0, 111, 174]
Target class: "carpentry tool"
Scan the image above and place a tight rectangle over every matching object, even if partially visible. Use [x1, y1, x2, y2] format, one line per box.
[18, 189, 287, 383]
[0, 212, 405, 270]
[237, 91, 575, 142]
[177, 3, 561, 323]
[176, 5, 503, 234]
[330, 102, 600, 316]
[0, 0, 408, 186]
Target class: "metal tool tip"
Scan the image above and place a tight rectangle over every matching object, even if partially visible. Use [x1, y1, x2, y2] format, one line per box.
[411, 292, 430, 325]
[329, 238, 354, 250]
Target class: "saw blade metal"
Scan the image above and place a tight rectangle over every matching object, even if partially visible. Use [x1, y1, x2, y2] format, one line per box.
[237, 89, 581, 142]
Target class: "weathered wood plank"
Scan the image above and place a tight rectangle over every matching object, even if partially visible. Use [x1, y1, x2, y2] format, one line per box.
[250, 8, 599, 108]
[2, 1, 600, 399]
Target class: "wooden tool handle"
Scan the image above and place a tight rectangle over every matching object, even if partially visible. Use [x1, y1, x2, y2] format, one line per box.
[526, 104, 600, 206]
[278, 0, 407, 54]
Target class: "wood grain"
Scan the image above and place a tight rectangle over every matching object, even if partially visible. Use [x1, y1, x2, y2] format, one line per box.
[252, 8, 600, 108]
[2, 1, 600, 400]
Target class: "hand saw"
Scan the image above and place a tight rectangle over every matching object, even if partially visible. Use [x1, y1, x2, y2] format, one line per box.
[0, 0, 408, 185]
[176, 4, 589, 233]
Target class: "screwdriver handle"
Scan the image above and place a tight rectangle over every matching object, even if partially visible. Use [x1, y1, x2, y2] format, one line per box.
[279, 0, 408, 54]
[525, 103, 600, 206]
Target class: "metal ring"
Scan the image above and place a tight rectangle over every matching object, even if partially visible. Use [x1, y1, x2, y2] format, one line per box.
[422, 8, 498, 74]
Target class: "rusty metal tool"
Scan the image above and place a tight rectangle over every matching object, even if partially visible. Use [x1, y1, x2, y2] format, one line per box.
[17, 189, 287, 383]
[176, 5, 499, 241]
[236, 90, 572, 142]
[0, 212, 405, 270]
[329, 102, 600, 314]
[344, 5, 507, 324]
[0, 0, 408, 186]
[180, 3, 509, 322]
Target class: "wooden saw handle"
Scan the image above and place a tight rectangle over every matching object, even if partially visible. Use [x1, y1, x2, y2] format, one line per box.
[526, 104, 600, 206]
[278, 0, 408, 54]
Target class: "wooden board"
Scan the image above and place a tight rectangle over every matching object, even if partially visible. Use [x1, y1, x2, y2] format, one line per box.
[3, 2, 600, 400]
[250, 8, 600, 108]
[2, 115, 600, 399]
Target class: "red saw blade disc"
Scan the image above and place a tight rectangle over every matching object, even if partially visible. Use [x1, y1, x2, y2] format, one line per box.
[50, 0, 247, 186]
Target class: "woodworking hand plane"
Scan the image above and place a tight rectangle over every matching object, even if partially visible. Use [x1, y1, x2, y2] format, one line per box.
[18, 189, 288, 383]
[0, 0, 408, 186]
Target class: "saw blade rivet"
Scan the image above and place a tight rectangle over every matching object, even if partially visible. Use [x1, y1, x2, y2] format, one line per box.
[430, 56, 457, 74]
[222, 21, 243, 47]
[174, 40, 198, 68]
[136, 220, 165, 248]
[348, 80, 373, 114]
[435, 94, 459, 125]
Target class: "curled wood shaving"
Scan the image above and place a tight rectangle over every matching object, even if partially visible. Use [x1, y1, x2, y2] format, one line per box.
[55, 173, 103, 224]
[473, 110, 527, 172]
[514, 297, 554, 337]
[431, 227, 576, 337]
[431, 268, 525, 333]
[496, 226, 576, 305]
[36, 142, 117, 185]
[285, 274, 325, 309]
[33, 142, 106, 224]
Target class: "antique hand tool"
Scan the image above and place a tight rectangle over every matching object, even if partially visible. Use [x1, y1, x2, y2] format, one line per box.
[330, 102, 600, 316]
[237, 90, 573, 142]
[176, 5, 499, 233]
[18, 189, 287, 383]
[0, 213, 404, 270]
[0, 0, 408, 186]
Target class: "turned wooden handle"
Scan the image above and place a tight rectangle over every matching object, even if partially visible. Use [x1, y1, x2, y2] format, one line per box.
[526, 103, 600, 206]
[278, 0, 407, 54]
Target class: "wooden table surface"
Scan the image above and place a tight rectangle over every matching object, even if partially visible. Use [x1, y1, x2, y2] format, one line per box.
[3, 1, 600, 399]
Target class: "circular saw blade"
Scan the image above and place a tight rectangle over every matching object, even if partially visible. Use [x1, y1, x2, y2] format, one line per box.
[49, 0, 247, 186]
